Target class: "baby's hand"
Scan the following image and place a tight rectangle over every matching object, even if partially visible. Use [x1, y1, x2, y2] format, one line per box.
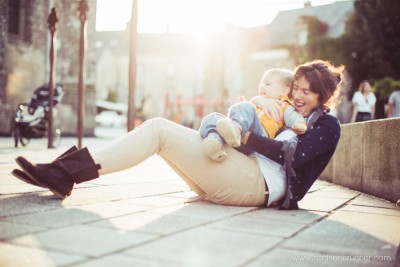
[291, 122, 307, 135]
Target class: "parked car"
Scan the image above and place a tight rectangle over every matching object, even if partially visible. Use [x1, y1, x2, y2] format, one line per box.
[95, 111, 126, 127]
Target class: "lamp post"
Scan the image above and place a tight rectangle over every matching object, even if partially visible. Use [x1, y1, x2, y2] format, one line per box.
[127, 0, 137, 131]
[47, 8, 58, 148]
[77, 0, 88, 148]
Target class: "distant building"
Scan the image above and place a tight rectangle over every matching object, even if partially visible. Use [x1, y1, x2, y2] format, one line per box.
[95, 29, 231, 128]
[241, 1, 354, 99]
[94, 1, 354, 127]
[265, 1, 354, 47]
[0, 1, 354, 135]
[0, 0, 98, 136]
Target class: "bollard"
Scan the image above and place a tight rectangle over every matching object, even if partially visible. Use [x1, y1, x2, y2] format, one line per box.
[77, 0, 88, 148]
[47, 8, 58, 149]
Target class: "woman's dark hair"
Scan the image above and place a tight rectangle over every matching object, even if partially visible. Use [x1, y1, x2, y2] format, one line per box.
[293, 60, 347, 108]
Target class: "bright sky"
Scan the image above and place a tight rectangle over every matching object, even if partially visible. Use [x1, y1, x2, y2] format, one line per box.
[96, 0, 337, 33]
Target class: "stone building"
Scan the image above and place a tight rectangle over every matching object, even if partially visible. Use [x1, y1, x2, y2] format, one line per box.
[0, 0, 97, 136]
[1, 0, 355, 139]
[242, 1, 354, 123]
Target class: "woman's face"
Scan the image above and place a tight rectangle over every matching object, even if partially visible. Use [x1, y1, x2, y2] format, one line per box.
[361, 82, 371, 93]
[292, 75, 320, 117]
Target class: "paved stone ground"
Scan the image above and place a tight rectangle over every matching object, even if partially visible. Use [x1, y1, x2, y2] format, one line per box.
[0, 135, 399, 267]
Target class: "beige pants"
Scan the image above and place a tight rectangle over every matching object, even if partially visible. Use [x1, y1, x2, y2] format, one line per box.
[91, 117, 267, 207]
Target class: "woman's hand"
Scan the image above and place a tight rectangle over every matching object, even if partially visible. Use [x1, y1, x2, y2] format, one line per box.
[250, 96, 283, 122]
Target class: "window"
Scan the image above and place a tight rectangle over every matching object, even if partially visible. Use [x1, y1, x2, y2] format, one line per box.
[298, 29, 308, 46]
[8, 0, 21, 35]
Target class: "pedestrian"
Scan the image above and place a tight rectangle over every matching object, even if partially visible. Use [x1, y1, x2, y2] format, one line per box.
[199, 68, 307, 162]
[387, 89, 400, 118]
[350, 80, 376, 122]
[12, 59, 345, 210]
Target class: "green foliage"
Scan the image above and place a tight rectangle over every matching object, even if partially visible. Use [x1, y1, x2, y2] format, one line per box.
[294, 16, 349, 67]
[308, 37, 348, 66]
[301, 16, 329, 37]
[372, 77, 400, 102]
[343, 0, 400, 85]
[295, 0, 400, 83]
[294, 0, 400, 118]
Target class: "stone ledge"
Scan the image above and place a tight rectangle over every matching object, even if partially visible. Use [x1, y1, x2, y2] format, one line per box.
[320, 117, 400, 204]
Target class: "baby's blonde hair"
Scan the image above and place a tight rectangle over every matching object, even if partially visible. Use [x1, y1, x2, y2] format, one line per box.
[264, 68, 294, 88]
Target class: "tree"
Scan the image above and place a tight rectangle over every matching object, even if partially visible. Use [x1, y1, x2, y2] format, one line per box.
[297, 0, 400, 87]
[294, 16, 349, 69]
[343, 0, 400, 85]
[295, 16, 329, 63]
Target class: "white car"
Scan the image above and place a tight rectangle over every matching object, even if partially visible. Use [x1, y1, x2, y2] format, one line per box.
[95, 111, 126, 127]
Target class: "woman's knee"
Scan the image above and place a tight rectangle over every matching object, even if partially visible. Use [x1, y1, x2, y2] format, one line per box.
[147, 117, 169, 126]
[141, 117, 171, 135]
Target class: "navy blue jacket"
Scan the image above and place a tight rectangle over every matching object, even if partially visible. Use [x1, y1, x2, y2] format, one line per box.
[245, 114, 341, 204]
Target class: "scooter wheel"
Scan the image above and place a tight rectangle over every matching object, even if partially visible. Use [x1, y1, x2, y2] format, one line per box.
[13, 128, 19, 148]
[20, 135, 30, 146]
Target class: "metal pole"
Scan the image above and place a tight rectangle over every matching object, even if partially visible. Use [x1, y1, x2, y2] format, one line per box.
[77, 0, 88, 148]
[47, 8, 58, 149]
[127, 0, 137, 131]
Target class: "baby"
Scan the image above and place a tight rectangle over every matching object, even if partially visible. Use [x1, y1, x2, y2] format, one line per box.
[199, 68, 307, 161]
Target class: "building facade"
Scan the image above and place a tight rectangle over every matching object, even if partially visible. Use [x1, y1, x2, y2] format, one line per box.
[1, 1, 354, 137]
[94, 1, 354, 127]
[0, 0, 97, 136]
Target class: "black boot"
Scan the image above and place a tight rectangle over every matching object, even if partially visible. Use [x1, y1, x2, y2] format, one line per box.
[15, 147, 101, 198]
[12, 146, 79, 188]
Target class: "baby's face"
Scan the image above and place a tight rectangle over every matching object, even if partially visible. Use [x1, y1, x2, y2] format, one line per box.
[258, 73, 288, 99]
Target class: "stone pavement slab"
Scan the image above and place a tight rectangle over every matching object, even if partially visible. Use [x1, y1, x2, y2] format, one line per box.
[8, 225, 158, 257]
[125, 227, 283, 267]
[73, 254, 178, 267]
[0, 220, 45, 240]
[282, 210, 399, 261]
[246, 247, 394, 267]
[0, 137, 399, 266]
[0, 242, 85, 267]
[91, 211, 211, 235]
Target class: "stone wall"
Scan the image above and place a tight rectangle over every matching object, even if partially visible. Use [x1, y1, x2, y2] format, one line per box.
[0, 0, 97, 136]
[320, 118, 400, 204]
[0, 0, 7, 104]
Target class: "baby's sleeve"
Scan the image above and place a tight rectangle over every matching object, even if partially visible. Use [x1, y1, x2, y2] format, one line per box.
[283, 105, 306, 127]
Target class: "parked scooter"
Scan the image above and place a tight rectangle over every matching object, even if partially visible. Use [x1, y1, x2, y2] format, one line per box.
[12, 83, 63, 147]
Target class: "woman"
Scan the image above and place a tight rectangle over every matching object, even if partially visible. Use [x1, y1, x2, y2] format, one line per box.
[350, 80, 376, 122]
[12, 60, 345, 210]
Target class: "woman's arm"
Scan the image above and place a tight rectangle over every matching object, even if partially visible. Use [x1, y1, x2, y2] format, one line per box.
[243, 132, 285, 164]
[243, 115, 341, 168]
[350, 92, 360, 123]
[387, 103, 394, 118]
[350, 103, 358, 123]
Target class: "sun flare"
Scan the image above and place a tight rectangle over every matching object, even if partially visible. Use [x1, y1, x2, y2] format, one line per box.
[96, 0, 337, 33]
